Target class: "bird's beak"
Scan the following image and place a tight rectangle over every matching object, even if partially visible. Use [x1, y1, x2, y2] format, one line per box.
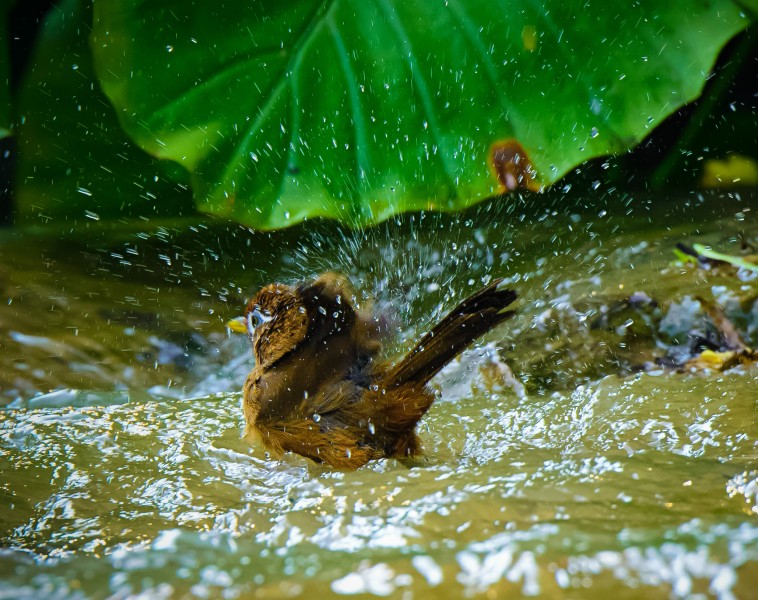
[226, 316, 248, 334]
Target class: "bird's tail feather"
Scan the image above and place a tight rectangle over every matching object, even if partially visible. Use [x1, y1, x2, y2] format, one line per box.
[384, 280, 517, 389]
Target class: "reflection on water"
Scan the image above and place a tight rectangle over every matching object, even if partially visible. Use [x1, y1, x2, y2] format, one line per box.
[0, 192, 756, 597]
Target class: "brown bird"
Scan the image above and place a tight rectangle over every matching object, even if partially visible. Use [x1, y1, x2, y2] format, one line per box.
[231, 273, 517, 469]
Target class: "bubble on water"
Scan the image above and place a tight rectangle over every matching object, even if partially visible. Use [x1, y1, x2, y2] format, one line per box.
[558, 525, 750, 600]
[152, 529, 182, 551]
[726, 471, 758, 514]
[456, 546, 539, 595]
[332, 563, 399, 596]
[412, 555, 443, 586]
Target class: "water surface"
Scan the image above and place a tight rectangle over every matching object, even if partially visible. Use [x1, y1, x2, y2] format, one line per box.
[1, 191, 756, 598]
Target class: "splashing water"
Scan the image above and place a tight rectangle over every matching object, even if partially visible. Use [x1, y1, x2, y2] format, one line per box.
[1, 191, 757, 597]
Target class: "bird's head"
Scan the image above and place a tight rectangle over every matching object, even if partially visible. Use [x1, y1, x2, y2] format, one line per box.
[229, 283, 309, 367]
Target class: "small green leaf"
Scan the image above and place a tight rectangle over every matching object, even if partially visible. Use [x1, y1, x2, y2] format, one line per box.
[673, 247, 697, 265]
[692, 244, 758, 272]
[92, 1, 751, 229]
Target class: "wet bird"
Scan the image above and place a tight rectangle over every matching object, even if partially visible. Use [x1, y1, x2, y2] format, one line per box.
[230, 273, 517, 469]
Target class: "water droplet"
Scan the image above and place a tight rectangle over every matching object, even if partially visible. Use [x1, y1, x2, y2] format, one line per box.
[368, 421, 376, 435]
[313, 413, 321, 422]
[590, 127, 599, 138]
[166, 45, 174, 53]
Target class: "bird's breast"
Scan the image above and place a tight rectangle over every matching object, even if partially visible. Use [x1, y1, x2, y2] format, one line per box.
[253, 330, 365, 423]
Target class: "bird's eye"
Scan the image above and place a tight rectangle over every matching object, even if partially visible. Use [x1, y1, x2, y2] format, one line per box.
[245, 308, 272, 337]
[251, 307, 273, 327]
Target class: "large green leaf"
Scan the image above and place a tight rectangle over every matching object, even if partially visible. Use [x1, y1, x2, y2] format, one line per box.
[14, 0, 193, 224]
[92, 0, 752, 229]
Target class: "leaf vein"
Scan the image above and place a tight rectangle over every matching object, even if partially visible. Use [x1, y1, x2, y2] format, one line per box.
[374, 0, 459, 199]
[327, 15, 371, 200]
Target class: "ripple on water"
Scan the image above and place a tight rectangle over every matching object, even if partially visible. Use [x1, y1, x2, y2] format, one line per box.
[0, 366, 756, 597]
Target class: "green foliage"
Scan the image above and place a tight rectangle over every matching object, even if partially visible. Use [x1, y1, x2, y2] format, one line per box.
[14, 0, 193, 224]
[676, 243, 758, 272]
[9, 0, 755, 228]
[0, 3, 13, 138]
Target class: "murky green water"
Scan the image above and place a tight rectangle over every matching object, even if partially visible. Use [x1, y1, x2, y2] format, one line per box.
[1, 191, 756, 598]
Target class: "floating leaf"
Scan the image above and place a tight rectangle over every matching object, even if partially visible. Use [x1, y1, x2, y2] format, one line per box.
[674, 242, 758, 273]
[692, 244, 758, 273]
[91, 1, 751, 229]
[685, 349, 741, 372]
